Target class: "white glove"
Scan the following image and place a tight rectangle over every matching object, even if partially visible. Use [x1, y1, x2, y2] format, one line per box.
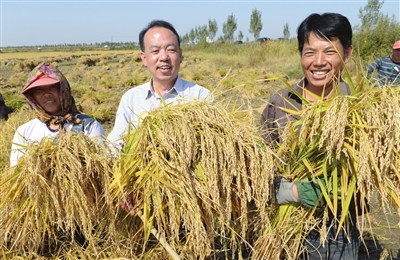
[274, 176, 298, 204]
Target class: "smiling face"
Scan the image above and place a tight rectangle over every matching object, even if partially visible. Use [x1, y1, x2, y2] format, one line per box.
[31, 83, 61, 115]
[301, 32, 353, 93]
[140, 26, 182, 92]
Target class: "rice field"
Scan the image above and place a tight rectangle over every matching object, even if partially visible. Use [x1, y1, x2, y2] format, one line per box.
[1, 43, 399, 259]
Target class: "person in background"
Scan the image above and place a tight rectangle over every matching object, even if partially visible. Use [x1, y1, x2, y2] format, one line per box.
[260, 13, 360, 260]
[367, 40, 400, 87]
[0, 93, 9, 120]
[10, 62, 105, 167]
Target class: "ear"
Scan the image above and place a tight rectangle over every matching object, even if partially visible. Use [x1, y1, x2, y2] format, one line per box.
[343, 45, 353, 63]
[140, 52, 147, 66]
[179, 48, 183, 63]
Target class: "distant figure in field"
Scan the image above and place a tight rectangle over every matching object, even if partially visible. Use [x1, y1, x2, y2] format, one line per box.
[0, 93, 9, 120]
[367, 40, 400, 87]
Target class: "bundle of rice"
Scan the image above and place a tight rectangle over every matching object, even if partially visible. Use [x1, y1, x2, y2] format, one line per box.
[0, 107, 35, 171]
[254, 75, 400, 259]
[110, 100, 276, 259]
[0, 132, 115, 257]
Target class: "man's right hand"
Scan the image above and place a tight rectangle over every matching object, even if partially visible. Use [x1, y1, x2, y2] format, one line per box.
[120, 186, 139, 216]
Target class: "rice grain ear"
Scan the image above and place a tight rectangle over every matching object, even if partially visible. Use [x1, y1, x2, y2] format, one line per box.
[0, 132, 115, 254]
[110, 99, 276, 259]
[270, 80, 400, 254]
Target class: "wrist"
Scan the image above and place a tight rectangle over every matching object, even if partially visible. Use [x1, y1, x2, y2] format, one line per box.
[292, 183, 299, 200]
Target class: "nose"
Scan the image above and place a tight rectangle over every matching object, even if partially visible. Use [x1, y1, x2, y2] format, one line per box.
[159, 49, 170, 61]
[314, 52, 326, 66]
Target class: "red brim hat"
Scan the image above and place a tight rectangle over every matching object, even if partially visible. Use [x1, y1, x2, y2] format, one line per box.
[393, 40, 400, 50]
[22, 74, 60, 94]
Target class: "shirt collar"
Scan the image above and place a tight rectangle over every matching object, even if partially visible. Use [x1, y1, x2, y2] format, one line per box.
[145, 75, 182, 100]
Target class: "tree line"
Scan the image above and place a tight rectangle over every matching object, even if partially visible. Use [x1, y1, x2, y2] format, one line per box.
[179, 0, 400, 59]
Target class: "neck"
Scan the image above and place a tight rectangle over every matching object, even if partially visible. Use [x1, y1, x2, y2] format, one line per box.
[48, 123, 59, 130]
[151, 77, 177, 96]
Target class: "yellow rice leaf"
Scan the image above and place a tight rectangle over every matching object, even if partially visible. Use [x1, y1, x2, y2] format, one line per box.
[144, 170, 181, 194]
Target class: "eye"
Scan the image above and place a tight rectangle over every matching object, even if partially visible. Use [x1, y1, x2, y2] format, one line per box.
[33, 88, 44, 95]
[303, 51, 314, 57]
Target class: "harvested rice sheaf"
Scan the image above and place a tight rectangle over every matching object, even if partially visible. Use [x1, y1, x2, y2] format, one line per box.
[288, 86, 400, 213]
[274, 85, 400, 246]
[253, 81, 400, 260]
[0, 132, 115, 255]
[111, 100, 276, 259]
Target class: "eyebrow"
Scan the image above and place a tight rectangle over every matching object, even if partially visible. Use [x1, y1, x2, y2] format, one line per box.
[149, 43, 177, 49]
[303, 45, 336, 52]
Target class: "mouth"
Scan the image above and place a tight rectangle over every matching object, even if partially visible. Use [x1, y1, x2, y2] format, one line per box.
[312, 70, 330, 76]
[158, 65, 172, 71]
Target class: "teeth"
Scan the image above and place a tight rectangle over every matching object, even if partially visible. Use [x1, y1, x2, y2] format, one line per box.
[159, 66, 170, 69]
[313, 71, 328, 75]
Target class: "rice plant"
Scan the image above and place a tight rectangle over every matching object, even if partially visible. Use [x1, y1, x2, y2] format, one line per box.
[110, 99, 276, 259]
[253, 68, 400, 259]
[0, 132, 116, 257]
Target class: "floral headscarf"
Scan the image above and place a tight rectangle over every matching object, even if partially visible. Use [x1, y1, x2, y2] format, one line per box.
[22, 62, 81, 129]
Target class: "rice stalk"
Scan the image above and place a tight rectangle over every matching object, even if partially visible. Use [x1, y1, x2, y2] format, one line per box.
[286, 82, 400, 246]
[253, 67, 400, 258]
[0, 106, 35, 171]
[0, 132, 115, 255]
[110, 99, 276, 259]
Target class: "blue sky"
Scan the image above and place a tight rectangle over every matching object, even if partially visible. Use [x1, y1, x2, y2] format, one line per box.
[1, 0, 399, 47]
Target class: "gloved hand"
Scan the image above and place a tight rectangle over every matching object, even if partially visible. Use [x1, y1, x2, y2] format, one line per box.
[295, 179, 326, 209]
[274, 176, 331, 209]
[274, 176, 298, 204]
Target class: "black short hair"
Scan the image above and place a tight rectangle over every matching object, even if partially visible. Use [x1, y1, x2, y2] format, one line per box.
[139, 20, 180, 52]
[297, 13, 352, 54]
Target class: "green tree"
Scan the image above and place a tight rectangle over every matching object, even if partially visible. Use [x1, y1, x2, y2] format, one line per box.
[238, 30, 244, 41]
[197, 25, 209, 44]
[208, 19, 218, 41]
[222, 13, 237, 42]
[189, 29, 196, 44]
[181, 34, 189, 44]
[353, 0, 400, 59]
[358, 0, 384, 31]
[283, 23, 290, 40]
[249, 9, 263, 40]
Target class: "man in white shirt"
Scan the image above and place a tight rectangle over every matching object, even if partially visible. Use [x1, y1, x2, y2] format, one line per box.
[107, 20, 212, 152]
